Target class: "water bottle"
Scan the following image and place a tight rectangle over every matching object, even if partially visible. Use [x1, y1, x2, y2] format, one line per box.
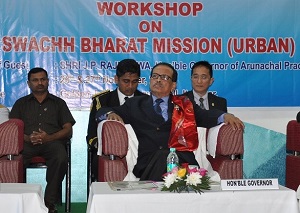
[167, 148, 179, 172]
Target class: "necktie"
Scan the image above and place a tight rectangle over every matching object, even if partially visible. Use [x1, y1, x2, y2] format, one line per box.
[154, 98, 163, 115]
[121, 97, 129, 105]
[199, 98, 205, 109]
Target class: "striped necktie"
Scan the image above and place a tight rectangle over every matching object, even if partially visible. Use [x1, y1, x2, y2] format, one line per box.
[199, 98, 205, 109]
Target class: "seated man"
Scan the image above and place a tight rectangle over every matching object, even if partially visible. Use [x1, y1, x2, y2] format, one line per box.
[184, 60, 227, 112]
[96, 62, 244, 181]
[86, 58, 146, 181]
[10, 67, 75, 213]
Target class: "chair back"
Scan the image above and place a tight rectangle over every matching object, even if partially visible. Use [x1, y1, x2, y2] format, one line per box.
[98, 120, 128, 182]
[286, 120, 300, 191]
[207, 124, 244, 179]
[0, 119, 24, 155]
[0, 119, 24, 183]
[286, 120, 300, 152]
[215, 125, 244, 156]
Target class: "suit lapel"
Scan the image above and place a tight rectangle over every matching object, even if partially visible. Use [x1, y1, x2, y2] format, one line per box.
[167, 97, 174, 121]
[108, 89, 120, 106]
[134, 90, 145, 96]
[142, 96, 168, 123]
[208, 93, 215, 109]
[186, 91, 195, 104]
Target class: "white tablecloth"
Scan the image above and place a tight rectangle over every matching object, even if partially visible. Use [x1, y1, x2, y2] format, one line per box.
[0, 183, 48, 213]
[86, 182, 299, 213]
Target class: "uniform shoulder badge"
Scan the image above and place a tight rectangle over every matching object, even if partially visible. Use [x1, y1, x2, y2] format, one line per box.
[92, 90, 110, 99]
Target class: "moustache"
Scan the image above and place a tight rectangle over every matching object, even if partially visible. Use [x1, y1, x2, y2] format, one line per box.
[153, 82, 163, 87]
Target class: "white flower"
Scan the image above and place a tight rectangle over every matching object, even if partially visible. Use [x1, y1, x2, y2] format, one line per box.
[186, 172, 202, 186]
[163, 173, 178, 188]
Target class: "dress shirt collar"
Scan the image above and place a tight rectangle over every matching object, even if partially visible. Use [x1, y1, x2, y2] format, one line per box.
[151, 95, 169, 105]
[193, 90, 208, 109]
[26, 92, 53, 102]
[151, 94, 169, 121]
[117, 88, 134, 105]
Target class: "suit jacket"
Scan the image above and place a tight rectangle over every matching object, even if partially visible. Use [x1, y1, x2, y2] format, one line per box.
[184, 91, 228, 113]
[96, 95, 224, 177]
[86, 89, 145, 147]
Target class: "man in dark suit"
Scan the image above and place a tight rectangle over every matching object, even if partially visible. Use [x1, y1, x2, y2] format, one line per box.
[184, 60, 227, 112]
[86, 58, 146, 181]
[96, 62, 244, 181]
[297, 111, 300, 122]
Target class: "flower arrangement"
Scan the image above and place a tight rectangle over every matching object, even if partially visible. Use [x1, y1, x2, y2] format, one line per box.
[161, 163, 211, 194]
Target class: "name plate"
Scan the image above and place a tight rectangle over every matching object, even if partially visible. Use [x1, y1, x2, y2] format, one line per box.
[221, 178, 279, 190]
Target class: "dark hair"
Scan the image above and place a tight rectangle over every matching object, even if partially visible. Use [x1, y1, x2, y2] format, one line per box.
[151, 62, 178, 82]
[191, 60, 213, 77]
[116, 59, 141, 77]
[28, 67, 48, 81]
[297, 111, 300, 123]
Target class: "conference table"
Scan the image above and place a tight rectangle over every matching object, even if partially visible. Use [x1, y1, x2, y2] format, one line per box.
[0, 183, 48, 213]
[86, 182, 299, 213]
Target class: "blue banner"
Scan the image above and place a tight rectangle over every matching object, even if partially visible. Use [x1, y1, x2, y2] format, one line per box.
[1, 0, 300, 108]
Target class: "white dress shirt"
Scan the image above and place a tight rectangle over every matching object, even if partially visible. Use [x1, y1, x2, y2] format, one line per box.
[117, 88, 134, 105]
[193, 90, 209, 110]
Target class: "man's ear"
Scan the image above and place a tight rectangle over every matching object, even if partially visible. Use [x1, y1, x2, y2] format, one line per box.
[209, 77, 215, 86]
[171, 82, 177, 92]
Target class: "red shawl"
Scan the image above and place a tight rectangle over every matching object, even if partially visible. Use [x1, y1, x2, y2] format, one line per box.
[168, 96, 199, 151]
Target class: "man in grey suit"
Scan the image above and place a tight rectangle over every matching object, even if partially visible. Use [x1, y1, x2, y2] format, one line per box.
[184, 60, 227, 112]
[96, 62, 244, 181]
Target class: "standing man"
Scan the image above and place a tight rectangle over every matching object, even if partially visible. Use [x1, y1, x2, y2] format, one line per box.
[10, 67, 76, 213]
[96, 62, 244, 181]
[184, 60, 227, 112]
[86, 58, 146, 181]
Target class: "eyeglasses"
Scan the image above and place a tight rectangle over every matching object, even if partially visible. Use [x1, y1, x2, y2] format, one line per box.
[150, 73, 172, 81]
[191, 74, 210, 80]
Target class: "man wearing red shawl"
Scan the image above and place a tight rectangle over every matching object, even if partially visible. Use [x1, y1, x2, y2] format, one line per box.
[96, 62, 244, 181]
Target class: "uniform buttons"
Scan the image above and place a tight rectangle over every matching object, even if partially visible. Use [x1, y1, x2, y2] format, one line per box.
[156, 127, 160, 131]
[159, 146, 163, 150]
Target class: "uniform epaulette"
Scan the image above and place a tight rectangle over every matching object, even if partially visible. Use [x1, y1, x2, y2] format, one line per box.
[88, 137, 98, 147]
[91, 90, 111, 111]
[92, 90, 110, 99]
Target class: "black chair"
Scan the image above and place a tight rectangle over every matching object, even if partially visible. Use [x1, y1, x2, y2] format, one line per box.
[24, 141, 71, 213]
[87, 145, 97, 199]
[87, 145, 93, 199]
